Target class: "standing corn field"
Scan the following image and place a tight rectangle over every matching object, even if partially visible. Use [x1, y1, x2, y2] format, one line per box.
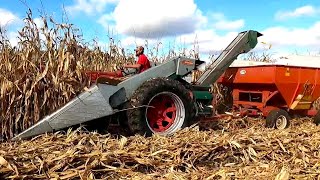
[0, 10, 134, 140]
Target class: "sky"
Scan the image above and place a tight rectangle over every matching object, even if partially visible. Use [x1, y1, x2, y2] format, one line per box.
[1, 0, 320, 61]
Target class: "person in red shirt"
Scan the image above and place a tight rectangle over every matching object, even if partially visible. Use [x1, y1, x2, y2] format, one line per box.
[123, 46, 151, 74]
[101, 46, 151, 77]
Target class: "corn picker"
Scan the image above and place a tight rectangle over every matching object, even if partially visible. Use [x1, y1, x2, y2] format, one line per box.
[13, 30, 263, 140]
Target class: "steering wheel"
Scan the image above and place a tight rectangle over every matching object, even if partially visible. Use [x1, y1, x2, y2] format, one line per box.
[113, 64, 124, 71]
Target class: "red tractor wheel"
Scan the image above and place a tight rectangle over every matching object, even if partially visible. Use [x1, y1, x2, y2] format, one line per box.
[146, 92, 185, 134]
[126, 78, 196, 136]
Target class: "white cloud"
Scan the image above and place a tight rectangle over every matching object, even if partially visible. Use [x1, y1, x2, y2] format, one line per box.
[8, 31, 19, 47]
[95, 1, 244, 50]
[2, 16, 52, 47]
[0, 8, 19, 27]
[209, 13, 244, 30]
[72, 1, 319, 59]
[66, 0, 118, 15]
[176, 30, 239, 54]
[259, 21, 320, 48]
[117, 29, 238, 55]
[97, 13, 116, 30]
[170, 21, 320, 57]
[275, 5, 319, 20]
[0, 8, 21, 47]
[97, 5, 245, 56]
[33, 17, 44, 28]
[121, 37, 147, 47]
[120, 36, 165, 51]
[105, 0, 207, 38]
[214, 19, 244, 30]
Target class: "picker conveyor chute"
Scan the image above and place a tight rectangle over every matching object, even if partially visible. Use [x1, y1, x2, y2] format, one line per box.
[13, 30, 262, 140]
[196, 30, 262, 86]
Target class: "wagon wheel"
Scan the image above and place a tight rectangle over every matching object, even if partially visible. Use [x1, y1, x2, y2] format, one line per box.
[265, 109, 290, 129]
[126, 77, 196, 136]
[313, 111, 320, 125]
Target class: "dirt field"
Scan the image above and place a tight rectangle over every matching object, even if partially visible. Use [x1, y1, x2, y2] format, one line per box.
[0, 117, 319, 179]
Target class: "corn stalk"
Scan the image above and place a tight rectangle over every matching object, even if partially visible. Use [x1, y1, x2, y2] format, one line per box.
[0, 10, 131, 139]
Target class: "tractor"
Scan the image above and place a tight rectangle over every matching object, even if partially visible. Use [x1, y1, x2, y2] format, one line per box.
[13, 30, 263, 140]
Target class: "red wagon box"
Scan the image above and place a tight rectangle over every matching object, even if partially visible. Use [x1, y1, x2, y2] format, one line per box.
[217, 64, 320, 129]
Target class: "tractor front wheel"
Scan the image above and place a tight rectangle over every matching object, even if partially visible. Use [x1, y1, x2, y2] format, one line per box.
[126, 78, 196, 136]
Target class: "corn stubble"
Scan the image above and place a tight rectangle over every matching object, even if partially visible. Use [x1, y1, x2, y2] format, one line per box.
[0, 11, 132, 139]
[0, 118, 318, 179]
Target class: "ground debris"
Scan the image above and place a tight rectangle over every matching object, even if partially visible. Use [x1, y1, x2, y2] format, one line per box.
[1, 118, 320, 179]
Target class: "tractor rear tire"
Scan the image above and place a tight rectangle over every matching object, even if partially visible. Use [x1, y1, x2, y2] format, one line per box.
[126, 77, 196, 137]
[265, 109, 290, 129]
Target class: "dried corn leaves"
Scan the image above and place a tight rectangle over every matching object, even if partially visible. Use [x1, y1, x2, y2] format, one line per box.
[0, 11, 131, 139]
[0, 119, 319, 179]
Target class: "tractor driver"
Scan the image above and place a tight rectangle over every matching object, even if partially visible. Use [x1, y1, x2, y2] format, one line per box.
[104, 46, 151, 77]
[124, 46, 151, 75]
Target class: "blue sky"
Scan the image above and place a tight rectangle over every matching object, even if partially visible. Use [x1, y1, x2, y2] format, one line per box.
[1, 0, 320, 61]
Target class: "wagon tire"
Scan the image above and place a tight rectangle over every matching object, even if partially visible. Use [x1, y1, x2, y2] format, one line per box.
[265, 109, 290, 129]
[126, 77, 196, 137]
[313, 111, 320, 125]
